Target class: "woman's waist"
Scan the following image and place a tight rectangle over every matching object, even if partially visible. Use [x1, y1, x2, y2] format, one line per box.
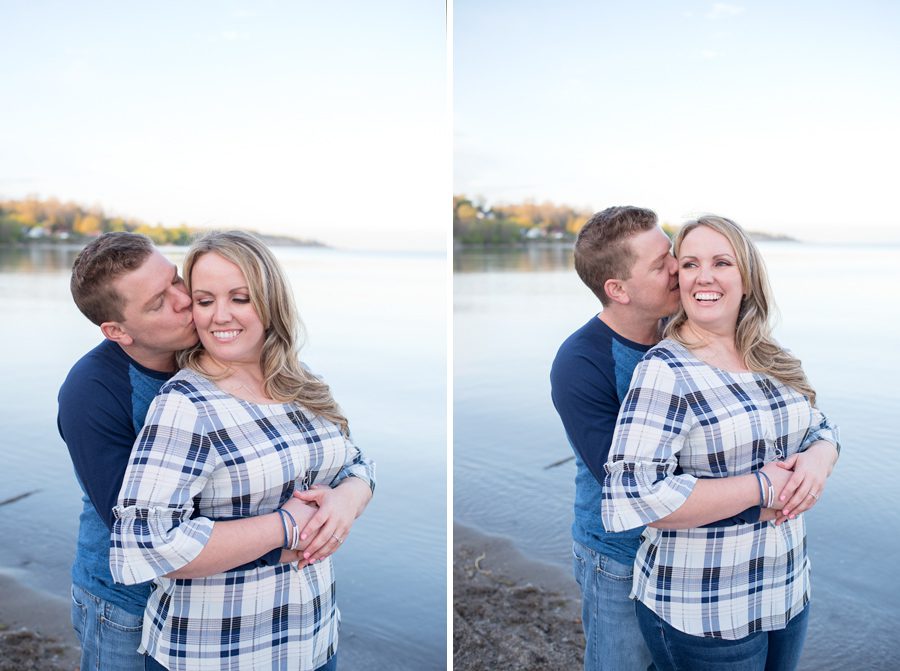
[641, 519, 808, 566]
[154, 559, 336, 602]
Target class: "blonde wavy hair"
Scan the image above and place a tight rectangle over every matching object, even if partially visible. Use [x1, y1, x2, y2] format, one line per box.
[178, 231, 349, 434]
[664, 215, 817, 405]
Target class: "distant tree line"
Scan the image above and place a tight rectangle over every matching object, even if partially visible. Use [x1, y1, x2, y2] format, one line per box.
[452, 197, 793, 247]
[0, 196, 196, 245]
[454, 195, 591, 245]
[0, 196, 325, 248]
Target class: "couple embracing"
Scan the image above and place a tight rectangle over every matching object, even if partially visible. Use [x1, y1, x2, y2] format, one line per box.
[59, 230, 374, 670]
[552, 207, 839, 671]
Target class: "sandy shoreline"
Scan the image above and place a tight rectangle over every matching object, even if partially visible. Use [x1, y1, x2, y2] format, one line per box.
[0, 571, 80, 670]
[453, 522, 584, 670]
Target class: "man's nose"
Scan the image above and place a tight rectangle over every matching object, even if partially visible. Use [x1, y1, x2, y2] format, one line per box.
[171, 285, 191, 312]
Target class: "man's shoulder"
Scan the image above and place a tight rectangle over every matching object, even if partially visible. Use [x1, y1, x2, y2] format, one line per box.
[60, 341, 125, 395]
[554, 316, 652, 373]
[554, 316, 611, 362]
[551, 318, 618, 399]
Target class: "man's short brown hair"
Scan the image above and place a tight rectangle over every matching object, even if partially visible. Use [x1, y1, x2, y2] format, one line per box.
[70, 232, 155, 325]
[573, 206, 659, 306]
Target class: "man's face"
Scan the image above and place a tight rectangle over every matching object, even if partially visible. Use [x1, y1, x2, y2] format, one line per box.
[112, 250, 198, 356]
[619, 227, 680, 319]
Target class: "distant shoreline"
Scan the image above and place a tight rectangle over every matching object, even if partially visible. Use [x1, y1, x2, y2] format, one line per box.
[0, 233, 327, 249]
[454, 231, 800, 249]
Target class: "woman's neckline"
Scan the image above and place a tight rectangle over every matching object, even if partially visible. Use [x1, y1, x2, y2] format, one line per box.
[185, 367, 289, 406]
[662, 338, 762, 378]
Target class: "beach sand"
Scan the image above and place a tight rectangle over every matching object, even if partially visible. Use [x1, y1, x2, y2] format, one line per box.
[0, 572, 80, 671]
[453, 523, 584, 670]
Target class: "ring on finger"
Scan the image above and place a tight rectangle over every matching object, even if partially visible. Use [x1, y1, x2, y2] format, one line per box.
[331, 533, 343, 544]
[808, 491, 819, 501]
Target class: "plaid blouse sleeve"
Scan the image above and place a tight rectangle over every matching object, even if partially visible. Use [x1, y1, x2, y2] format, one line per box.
[800, 404, 841, 454]
[110, 389, 218, 585]
[331, 432, 376, 493]
[601, 356, 697, 532]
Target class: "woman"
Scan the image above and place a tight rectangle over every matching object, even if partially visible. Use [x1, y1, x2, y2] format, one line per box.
[110, 231, 374, 670]
[601, 216, 838, 670]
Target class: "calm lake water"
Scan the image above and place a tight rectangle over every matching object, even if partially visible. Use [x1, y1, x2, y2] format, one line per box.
[0, 244, 447, 669]
[455, 242, 900, 670]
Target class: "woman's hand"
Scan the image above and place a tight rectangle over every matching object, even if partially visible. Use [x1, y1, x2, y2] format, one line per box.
[773, 440, 838, 523]
[279, 549, 304, 564]
[292, 478, 373, 565]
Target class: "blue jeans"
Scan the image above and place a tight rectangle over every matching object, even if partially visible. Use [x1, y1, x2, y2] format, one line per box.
[70, 583, 146, 671]
[144, 650, 338, 670]
[635, 600, 810, 671]
[572, 541, 654, 671]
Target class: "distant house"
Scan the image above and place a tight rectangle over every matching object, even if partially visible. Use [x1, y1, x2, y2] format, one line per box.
[26, 226, 47, 239]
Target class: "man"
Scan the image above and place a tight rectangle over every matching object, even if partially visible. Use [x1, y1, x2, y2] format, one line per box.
[58, 233, 287, 670]
[550, 206, 677, 671]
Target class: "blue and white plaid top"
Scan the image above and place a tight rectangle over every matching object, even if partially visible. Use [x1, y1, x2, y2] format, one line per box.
[602, 339, 838, 640]
[110, 368, 375, 670]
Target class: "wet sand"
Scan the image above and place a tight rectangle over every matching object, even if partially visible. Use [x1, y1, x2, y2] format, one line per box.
[0, 571, 79, 671]
[453, 523, 584, 670]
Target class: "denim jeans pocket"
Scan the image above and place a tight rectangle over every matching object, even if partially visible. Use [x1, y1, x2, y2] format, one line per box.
[70, 586, 87, 639]
[596, 554, 635, 582]
[572, 542, 588, 587]
[573, 542, 588, 565]
[102, 603, 144, 633]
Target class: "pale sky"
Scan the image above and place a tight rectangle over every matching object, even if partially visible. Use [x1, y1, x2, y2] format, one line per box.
[455, 1, 900, 243]
[0, 1, 447, 251]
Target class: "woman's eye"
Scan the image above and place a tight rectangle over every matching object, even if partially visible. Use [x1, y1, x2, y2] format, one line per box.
[196, 299, 213, 307]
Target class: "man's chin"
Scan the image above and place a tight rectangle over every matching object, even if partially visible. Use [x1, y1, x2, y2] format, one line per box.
[180, 334, 200, 350]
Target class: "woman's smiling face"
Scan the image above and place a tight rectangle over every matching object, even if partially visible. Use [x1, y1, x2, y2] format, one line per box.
[190, 252, 266, 367]
[678, 224, 745, 335]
